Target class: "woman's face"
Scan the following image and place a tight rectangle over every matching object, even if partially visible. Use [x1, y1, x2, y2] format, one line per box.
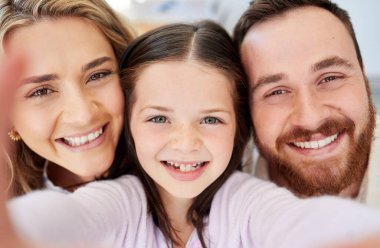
[5, 17, 124, 181]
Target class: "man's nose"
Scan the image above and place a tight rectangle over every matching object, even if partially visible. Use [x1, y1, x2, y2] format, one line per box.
[289, 90, 331, 130]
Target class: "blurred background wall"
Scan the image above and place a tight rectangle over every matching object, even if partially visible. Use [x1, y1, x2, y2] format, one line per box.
[106, 0, 380, 112]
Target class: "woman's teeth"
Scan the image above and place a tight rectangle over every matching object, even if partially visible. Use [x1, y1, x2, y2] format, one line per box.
[63, 127, 103, 147]
[164, 161, 206, 172]
[292, 133, 339, 149]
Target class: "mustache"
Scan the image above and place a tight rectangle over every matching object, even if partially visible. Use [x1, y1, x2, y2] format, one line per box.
[276, 118, 355, 147]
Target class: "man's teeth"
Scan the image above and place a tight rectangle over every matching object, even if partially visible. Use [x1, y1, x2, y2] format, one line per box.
[293, 133, 339, 149]
[165, 161, 205, 172]
[63, 128, 103, 147]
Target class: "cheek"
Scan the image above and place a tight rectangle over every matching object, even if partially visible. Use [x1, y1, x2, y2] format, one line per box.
[203, 126, 235, 165]
[104, 82, 125, 118]
[130, 119, 159, 165]
[252, 105, 283, 146]
[332, 84, 370, 134]
[12, 103, 53, 141]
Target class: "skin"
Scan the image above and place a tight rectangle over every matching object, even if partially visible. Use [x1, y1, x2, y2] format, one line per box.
[4, 17, 124, 188]
[129, 60, 236, 245]
[241, 6, 374, 197]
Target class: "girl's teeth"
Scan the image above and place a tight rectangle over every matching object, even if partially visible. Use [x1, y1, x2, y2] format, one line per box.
[293, 133, 339, 149]
[63, 127, 103, 147]
[165, 161, 205, 172]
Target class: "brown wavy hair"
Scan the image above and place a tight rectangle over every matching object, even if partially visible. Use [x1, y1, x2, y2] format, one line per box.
[0, 0, 135, 196]
[120, 21, 251, 247]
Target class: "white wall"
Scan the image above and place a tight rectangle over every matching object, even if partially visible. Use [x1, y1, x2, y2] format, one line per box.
[334, 0, 380, 84]
[109, 0, 380, 86]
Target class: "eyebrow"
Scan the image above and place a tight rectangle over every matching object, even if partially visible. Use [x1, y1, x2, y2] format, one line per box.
[21, 56, 114, 85]
[312, 56, 353, 72]
[250, 56, 354, 94]
[140, 105, 173, 113]
[82, 56, 113, 72]
[201, 108, 232, 115]
[22, 74, 59, 84]
[139, 106, 231, 115]
[251, 73, 286, 94]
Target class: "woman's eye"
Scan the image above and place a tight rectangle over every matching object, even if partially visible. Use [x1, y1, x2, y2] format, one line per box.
[149, 116, 167, 123]
[27, 87, 54, 98]
[201, 116, 219, 124]
[87, 71, 112, 83]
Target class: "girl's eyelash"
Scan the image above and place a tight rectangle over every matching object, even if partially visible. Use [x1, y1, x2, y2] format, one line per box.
[26, 86, 55, 99]
[148, 115, 168, 123]
[201, 116, 223, 124]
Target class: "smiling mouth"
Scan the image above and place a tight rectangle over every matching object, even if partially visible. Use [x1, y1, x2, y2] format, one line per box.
[60, 126, 105, 147]
[162, 161, 208, 172]
[290, 132, 340, 149]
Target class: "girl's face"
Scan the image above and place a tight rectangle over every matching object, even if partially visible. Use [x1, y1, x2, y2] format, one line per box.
[130, 60, 236, 199]
[6, 18, 124, 181]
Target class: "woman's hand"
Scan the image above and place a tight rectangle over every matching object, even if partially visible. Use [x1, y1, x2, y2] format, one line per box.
[0, 55, 29, 248]
[325, 235, 380, 248]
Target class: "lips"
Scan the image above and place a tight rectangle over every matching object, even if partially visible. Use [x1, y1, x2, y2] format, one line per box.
[162, 161, 208, 172]
[291, 133, 339, 149]
[60, 126, 105, 147]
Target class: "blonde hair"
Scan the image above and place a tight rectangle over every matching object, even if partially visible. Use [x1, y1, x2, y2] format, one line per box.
[0, 0, 135, 196]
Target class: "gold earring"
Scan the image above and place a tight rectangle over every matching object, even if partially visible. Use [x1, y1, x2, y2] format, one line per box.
[8, 130, 21, 141]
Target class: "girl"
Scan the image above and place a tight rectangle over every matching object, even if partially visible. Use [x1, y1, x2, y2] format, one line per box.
[0, 0, 135, 195]
[4, 21, 380, 248]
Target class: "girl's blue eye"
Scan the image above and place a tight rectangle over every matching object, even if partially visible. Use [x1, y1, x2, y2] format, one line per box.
[28, 87, 54, 98]
[150, 116, 167, 123]
[201, 116, 219, 124]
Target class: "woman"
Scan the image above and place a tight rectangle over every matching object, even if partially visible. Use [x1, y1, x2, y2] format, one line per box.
[0, 0, 135, 195]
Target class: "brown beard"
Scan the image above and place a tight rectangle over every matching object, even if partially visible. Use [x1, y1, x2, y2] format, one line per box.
[255, 102, 376, 197]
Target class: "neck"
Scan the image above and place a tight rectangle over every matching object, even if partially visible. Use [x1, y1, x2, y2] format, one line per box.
[46, 163, 91, 192]
[158, 187, 194, 247]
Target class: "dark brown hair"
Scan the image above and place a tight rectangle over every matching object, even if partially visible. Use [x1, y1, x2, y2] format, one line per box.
[120, 20, 251, 247]
[0, 0, 135, 195]
[233, 0, 363, 69]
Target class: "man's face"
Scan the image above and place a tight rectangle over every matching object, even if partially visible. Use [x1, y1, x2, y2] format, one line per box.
[241, 6, 375, 196]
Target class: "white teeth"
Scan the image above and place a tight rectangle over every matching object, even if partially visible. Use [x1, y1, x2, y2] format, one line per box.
[165, 161, 205, 172]
[63, 127, 103, 147]
[310, 141, 318, 149]
[293, 133, 339, 149]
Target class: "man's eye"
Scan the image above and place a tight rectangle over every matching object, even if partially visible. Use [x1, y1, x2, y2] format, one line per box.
[27, 87, 54, 98]
[266, 89, 287, 97]
[320, 75, 340, 83]
[201, 116, 220, 124]
[149, 116, 167, 123]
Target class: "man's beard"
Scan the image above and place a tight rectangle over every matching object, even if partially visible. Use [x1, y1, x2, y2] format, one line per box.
[255, 103, 376, 197]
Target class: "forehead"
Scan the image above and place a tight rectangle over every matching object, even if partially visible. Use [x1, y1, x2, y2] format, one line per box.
[240, 6, 360, 83]
[4, 17, 114, 67]
[133, 60, 234, 104]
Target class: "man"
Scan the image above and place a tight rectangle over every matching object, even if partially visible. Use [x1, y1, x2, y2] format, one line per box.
[234, 0, 380, 208]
